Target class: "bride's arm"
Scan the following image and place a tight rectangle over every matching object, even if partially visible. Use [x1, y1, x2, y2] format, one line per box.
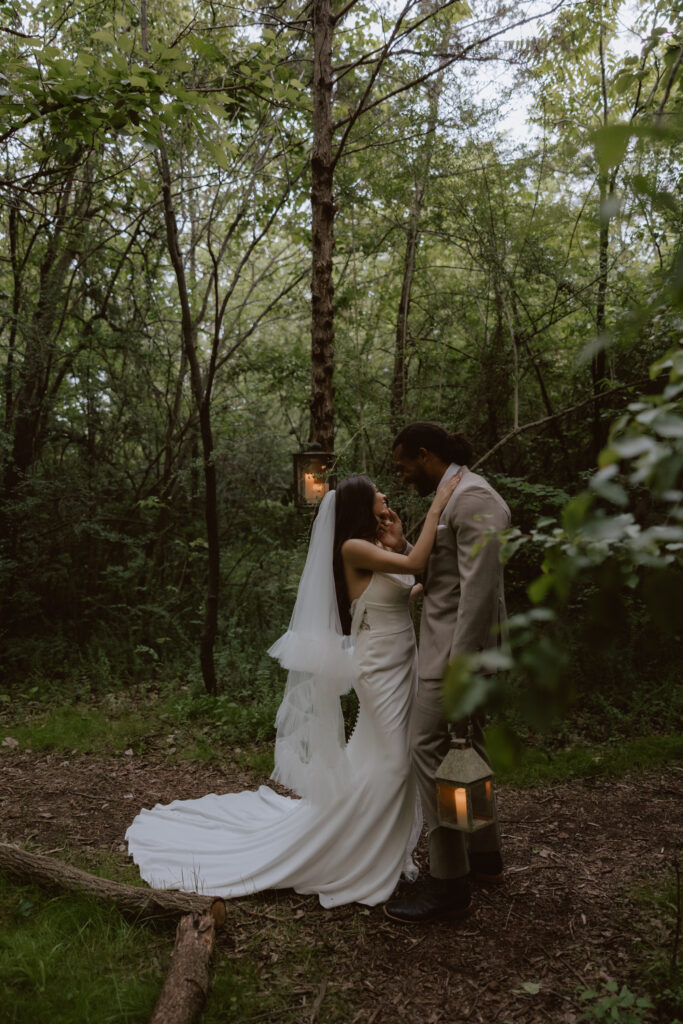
[342, 474, 461, 574]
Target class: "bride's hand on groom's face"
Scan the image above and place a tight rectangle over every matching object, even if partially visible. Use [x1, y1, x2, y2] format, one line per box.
[376, 507, 404, 550]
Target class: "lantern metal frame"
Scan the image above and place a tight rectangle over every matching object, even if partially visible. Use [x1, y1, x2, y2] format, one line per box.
[435, 731, 496, 833]
[293, 444, 335, 507]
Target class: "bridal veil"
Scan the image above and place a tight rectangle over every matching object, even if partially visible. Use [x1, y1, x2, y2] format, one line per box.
[267, 490, 355, 803]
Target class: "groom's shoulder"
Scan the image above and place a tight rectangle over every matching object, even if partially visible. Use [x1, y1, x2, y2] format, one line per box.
[453, 468, 510, 517]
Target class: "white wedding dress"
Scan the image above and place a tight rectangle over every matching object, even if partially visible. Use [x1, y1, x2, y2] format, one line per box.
[126, 572, 421, 908]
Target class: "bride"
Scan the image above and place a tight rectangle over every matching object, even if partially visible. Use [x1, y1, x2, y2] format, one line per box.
[126, 472, 459, 908]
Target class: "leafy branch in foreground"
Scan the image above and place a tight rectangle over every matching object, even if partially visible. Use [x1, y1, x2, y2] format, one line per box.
[444, 339, 683, 747]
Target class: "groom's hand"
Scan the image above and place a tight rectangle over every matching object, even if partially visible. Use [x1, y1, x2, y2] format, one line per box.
[377, 508, 407, 552]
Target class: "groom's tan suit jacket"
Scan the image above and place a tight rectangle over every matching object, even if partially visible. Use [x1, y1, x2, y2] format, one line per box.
[418, 465, 511, 680]
[412, 465, 510, 877]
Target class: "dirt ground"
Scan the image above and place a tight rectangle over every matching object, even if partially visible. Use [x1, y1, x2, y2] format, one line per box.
[1, 748, 681, 1023]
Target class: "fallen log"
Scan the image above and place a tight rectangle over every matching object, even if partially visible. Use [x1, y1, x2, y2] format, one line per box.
[149, 899, 227, 1024]
[0, 841, 210, 918]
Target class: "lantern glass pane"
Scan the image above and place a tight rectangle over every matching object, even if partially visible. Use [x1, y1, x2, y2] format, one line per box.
[437, 783, 471, 830]
[294, 453, 332, 506]
[470, 778, 494, 827]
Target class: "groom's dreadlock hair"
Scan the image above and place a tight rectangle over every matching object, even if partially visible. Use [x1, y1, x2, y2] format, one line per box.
[333, 475, 378, 635]
[392, 422, 473, 466]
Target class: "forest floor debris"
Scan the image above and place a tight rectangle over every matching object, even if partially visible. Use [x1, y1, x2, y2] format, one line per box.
[1, 748, 681, 1023]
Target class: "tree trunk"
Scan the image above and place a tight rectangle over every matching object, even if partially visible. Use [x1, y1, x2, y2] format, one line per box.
[390, 180, 425, 435]
[310, 0, 335, 451]
[199, 400, 219, 695]
[0, 842, 215, 919]
[158, 145, 218, 696]
[149, 900, 227, 1024]
[592, 27, 613, 462]
[592, 171, 610, 461]
[390, 40, 448, 435]
[4, 202, 19, 437]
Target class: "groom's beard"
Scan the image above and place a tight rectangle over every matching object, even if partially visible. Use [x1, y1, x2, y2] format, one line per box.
[415, 474, 436, 497]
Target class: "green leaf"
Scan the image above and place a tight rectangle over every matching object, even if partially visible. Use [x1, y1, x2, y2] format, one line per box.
[576, 332, 614, 367]
[561, 491, 593, 535]
[650, 347, 683, 380]
[594, 124, 631, 171]
[206, 140, 231, 170]
[92, 29, 117, 45]
[614, 72, 637, 95]
[485, 722, 523, 772]
[610, 435, 656, 460]
[442, 656, 498, 720]
[527, 572, 554, 604]
[589, 467, 628, 507]
[651, 412, 683, 438]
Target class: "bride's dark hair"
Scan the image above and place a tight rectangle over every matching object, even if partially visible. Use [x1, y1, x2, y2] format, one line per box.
[332, 475, 377, 635]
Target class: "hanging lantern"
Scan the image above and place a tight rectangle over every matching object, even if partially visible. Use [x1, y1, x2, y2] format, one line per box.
[435, 734, 496, 833]
[293, 444, 334, 507]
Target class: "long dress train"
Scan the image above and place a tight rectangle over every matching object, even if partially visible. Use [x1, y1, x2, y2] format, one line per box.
[125, 572, 420, 908]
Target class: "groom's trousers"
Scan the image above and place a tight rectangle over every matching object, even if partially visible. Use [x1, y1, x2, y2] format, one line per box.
[411, 674, 501, 879]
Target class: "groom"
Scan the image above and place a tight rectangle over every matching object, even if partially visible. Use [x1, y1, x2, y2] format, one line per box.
[384, 421, 510, 924]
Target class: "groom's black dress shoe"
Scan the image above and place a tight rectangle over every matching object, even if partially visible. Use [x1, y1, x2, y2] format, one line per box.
[383, 876, 472, 924]
[469, 850, 505, 885]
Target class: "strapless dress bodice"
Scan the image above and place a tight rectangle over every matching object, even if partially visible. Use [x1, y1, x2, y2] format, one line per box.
[350, 572, 414, 636]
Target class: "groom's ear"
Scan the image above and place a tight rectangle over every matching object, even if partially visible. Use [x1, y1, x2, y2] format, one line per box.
[418, 447, 437, 470]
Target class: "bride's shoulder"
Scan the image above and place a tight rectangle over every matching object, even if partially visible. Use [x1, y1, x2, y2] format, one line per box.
[341, 537, 376, 551]
[340, 537, 380, 561]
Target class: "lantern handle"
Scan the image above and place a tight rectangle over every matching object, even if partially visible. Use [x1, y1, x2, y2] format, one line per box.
[446, 719, 474, 749]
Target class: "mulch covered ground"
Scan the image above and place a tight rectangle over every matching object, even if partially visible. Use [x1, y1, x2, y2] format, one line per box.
[1, 748, 681, 1023]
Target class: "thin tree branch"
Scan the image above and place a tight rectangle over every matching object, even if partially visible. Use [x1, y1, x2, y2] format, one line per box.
[472, 378, 650, 469]
[331, 0, 363, 26]
[656, 42, 683, 123]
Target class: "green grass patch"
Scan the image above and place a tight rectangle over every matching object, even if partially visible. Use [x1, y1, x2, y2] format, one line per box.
[236, 748, 275, 776]
[0, 877, 166, 1023]
[55, 847, 149, 889]
[161, 689, 280, 747]
[0, 684, 281, 762]
[491, 733, 683, 787]
[3, 705, 153, 756]
[0, 874, 271, 1024]
[629, 869, 683, 1023]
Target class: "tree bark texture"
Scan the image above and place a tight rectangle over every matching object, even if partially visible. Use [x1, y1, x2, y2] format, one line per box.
[0, 841, 214, 919]
[149, 900, 227, 1024]
[390, 180, 424, 435]
[310, 0, 335, 451]
[592, 27, 613, 462]
[159, 145, 218, 696]
[390, 41, 448, 435]
[592, 171, 611, 461]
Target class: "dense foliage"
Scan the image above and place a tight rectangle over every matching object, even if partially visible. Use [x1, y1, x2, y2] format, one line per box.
[1, 1, 681, 742]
